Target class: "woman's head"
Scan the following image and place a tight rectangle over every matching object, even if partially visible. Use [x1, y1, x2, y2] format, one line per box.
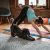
[35, 17, 43, 26]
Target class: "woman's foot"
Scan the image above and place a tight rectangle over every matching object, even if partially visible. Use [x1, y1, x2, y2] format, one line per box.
[26, 35, 35, 41]
[10, 25, 16, 37]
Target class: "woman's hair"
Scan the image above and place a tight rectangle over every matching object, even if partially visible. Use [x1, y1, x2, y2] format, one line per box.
[35, 17, 43, 24]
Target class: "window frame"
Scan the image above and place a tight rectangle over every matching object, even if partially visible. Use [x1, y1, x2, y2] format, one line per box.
[18, 0, 25, 5]
[29, 0, 47, 9]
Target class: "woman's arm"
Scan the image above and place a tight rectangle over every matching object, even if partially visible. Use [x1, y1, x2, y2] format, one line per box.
[42, 24, 50, 33]
[31, 20, 42, 36]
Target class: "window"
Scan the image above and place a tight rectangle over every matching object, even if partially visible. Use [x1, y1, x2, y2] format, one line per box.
[29, 0, 36, 5]
[38, 0, 46, 6]
[18, 0, 25, 5]
[29, 0, 46, 6]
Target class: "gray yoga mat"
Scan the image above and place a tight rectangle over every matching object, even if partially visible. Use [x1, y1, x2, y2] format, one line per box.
[0, 33, 50, 50]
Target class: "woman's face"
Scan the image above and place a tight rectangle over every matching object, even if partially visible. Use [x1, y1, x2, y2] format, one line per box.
[37, 24, 42, 27]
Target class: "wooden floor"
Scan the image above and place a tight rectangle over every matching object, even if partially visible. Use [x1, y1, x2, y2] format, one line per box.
[0, 23, 11, 33]
[0, 23, 50, 35]
[0, 23, 33, 33]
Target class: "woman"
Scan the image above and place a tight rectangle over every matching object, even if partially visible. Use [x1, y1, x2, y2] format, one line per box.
[10, 6, 35, 41]
[27, 6, 50, 38]
[34, 16, 50, 38]
[10, 6, 50, 41]
[31, 17, 43, 36]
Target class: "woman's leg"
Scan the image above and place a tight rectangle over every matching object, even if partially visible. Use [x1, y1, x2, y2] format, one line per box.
[13, 16, 26, 26]
[42, 24, 50, 33]
[11, 25, 35, 41]
[10, 25, 22, 37]
[17, 17, 26, 25]
[13, 16, 22, 24]
[10, 25, 16, 37]
[22, 28, 35, 41]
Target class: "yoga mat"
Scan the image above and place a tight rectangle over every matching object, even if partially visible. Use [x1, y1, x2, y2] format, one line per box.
[40, 38, 50, 42]
[30, 34, 40, 40]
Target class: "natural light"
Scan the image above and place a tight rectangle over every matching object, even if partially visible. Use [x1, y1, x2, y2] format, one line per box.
[29, 0, 46, 6]
[18, 0, 46, 6]
[38, 0, 46, 6]
[18, 0, 25, 5]
[29, 0, 36, 5]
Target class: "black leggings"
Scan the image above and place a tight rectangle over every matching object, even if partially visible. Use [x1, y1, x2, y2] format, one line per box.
[11, 25, 31, 39]
[13, 15, 26, 25]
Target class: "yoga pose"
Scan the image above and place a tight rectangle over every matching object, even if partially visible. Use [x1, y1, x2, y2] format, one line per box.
[10, 6, 35, 41]
[26, 6, 50, 37]
[10, 6, 50, 41]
